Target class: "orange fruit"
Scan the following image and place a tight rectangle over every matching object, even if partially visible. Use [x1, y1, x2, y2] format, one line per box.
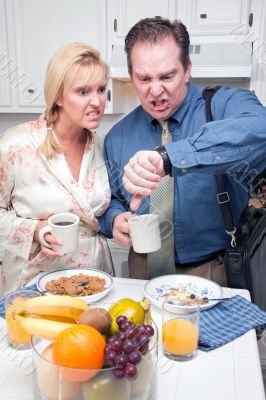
[53, 324, 106, 382]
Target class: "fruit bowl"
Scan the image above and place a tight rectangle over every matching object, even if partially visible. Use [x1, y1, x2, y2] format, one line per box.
[31, 320, 158, 400]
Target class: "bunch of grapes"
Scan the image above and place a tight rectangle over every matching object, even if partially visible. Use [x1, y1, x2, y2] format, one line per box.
[105, 315, 154, 381]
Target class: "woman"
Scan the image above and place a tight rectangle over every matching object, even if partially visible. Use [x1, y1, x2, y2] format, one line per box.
[0, 42, 114, 294]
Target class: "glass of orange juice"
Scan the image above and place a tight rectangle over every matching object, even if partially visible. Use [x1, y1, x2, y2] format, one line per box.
[5, 289, 41, 350]
[162, 300, 200, 361]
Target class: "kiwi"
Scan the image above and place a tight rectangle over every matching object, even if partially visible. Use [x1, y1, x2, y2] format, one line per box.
[78, 308, 111, 334]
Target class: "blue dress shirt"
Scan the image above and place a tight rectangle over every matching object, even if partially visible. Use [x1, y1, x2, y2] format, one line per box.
[100, 84, 266, 263]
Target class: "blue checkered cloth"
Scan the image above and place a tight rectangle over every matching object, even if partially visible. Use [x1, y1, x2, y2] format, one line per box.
[0, 284, 39, 319]
[199, 295, 266, 351]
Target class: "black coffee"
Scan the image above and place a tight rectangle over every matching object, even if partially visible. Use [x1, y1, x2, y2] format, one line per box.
[54, 221, 73, 226]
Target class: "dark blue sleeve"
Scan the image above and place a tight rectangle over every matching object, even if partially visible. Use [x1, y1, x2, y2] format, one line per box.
[99, 128, 131, 238]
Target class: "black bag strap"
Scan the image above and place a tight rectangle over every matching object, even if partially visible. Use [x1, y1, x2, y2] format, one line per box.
[202, 87, 237, 247]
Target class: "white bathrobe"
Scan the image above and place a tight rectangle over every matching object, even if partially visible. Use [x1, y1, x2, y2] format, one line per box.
[0, 116, 114, 294]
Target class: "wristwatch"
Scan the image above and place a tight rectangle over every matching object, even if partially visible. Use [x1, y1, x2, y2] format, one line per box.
[154, 145, 172, 176]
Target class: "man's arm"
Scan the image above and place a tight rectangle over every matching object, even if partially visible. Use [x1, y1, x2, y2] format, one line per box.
[167, 88, 266, 174]
[123, 88, 266, 209]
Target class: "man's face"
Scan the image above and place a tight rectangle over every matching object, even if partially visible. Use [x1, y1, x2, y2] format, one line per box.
[129, 37, 191, 120]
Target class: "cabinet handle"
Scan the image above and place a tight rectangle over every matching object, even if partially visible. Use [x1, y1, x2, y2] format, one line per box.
[200, 14, 207, 19]
[28, 88, 35, 94]
[107, 90, 111, 102]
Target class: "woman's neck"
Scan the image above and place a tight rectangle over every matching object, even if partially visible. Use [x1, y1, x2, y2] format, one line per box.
[53, 121, 88, 146]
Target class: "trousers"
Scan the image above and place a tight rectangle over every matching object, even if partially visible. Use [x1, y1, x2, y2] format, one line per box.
[128, 248, 227, 287]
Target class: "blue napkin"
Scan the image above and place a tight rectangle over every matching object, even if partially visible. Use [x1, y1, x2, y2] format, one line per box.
[199, 295, 266, 351]
[0, 283, 39, 319]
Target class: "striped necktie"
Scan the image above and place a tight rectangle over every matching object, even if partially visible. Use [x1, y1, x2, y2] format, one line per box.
[147, 120, 176, 279]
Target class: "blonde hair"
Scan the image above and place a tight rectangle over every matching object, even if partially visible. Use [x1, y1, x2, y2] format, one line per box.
[40, 42, 108, 159]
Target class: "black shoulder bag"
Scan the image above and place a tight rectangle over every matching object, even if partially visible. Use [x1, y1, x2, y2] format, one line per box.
[203, 86, 266, 311]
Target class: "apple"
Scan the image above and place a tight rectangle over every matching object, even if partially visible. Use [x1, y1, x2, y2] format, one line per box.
[82, 371, 130, 400]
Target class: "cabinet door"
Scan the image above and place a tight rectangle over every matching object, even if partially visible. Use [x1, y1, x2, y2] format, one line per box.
[10, 0, 106, 109]
[0, 0, 12, 107]
[177, 0, 251, 35]
[108, 0, 176, 50]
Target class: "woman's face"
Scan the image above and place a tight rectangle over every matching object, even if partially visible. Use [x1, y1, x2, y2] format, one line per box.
[56, 67, 107, 131]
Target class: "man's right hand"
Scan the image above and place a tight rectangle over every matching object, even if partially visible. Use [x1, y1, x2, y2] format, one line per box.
[112, 212, 135, 248]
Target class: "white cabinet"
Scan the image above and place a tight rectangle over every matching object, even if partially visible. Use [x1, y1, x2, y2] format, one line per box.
[107, 0, 176, 52]
[12, 0, 106, 110]
[0, 0, 124, 114]
[177, 0, 251, 36]
[0, 0, 12, 107]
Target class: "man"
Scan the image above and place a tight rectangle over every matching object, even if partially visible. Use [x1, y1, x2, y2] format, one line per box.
[100, 17, 266, 285]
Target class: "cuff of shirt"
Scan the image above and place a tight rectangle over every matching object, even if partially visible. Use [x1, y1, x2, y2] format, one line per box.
[99, 208, 126, 238]
[165, 139, 198, 172]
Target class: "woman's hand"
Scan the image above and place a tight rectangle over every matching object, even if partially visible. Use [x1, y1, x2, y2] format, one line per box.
[34, 220, 64, 257]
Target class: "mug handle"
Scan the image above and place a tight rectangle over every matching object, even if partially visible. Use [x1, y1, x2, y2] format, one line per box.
[38, 225, 52, 248]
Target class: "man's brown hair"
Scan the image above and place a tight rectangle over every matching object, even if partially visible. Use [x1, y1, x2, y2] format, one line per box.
[125, 17, 190, 72]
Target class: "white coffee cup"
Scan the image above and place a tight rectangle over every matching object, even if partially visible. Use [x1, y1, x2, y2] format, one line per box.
[38, 213, 80, 254]
[128, 214, 161, 253]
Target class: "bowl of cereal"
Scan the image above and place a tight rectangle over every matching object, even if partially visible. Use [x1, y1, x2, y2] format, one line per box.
[37, 268, 114, 303]
[144, 274, 223, 312]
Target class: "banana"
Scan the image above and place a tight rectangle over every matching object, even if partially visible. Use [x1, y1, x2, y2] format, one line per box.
[139, 298, 152, 325]
[14, 315, 76, 340]
[14, 295, 89, 321]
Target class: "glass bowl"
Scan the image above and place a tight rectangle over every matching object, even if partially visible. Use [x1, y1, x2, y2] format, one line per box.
[31, 321, 158, 400]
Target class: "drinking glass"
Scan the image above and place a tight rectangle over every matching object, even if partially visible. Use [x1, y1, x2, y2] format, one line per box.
[162, 300, 200, 361]
[5, 289, 41, 349]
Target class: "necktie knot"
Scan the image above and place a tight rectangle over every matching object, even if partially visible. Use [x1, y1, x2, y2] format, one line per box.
[158, 120, 172, 145]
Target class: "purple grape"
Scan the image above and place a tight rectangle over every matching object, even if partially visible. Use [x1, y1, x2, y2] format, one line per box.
[139, 343, 149, 354]
[122, 339, 135, 354]
[116, 315, 127, 326]
[111, 338, 122, 352]
[131, 339, 139, 349]
[144, 325, 155, 337]
[118, 332, 126, 341]
[107, 336, 116, 346]
[135, 324, 146, 337]
[125, 327, 136, 340]
[120, 321, 133, 332]
[106, 350, 117, 367]
[138, 334, 149, 348]
[124, 363, 138, 380]
[113, 369, 125, 379]
[128, 350, 142, 365]
[115, 353, 129, 368]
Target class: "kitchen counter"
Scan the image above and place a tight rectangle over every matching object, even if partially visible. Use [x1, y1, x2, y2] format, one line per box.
[0, 277, 265, 400]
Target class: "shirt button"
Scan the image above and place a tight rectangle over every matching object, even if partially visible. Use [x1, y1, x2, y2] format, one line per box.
[215, 155, 221, 160]
[182, 168, 187, 173]
[181, 159, 186, 165]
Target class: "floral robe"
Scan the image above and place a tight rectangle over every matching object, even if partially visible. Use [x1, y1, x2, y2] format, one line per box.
[0, 116, 114, 295]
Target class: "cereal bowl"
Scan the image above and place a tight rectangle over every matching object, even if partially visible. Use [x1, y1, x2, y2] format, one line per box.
[144, 274, 223, 312]
[37, 268, 114, 304]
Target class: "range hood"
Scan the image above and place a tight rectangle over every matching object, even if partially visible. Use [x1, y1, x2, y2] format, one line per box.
[109, 40, 252, 80]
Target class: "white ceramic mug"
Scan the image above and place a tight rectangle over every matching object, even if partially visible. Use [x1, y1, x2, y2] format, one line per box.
[38, 213, 79, 254]
[128, 214, 161, 253]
